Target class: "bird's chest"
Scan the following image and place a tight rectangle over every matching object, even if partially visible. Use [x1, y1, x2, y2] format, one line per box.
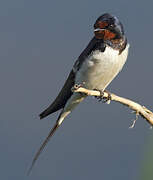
[75, 46, 128, 90]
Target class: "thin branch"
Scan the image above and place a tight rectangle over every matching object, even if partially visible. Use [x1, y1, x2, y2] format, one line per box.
[72, 85, 153, 126]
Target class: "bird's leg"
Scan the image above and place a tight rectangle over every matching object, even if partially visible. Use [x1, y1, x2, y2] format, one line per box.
[93, 89, 112, 103]
[103, 89, 112, 103]
[93, 89, 104, 102]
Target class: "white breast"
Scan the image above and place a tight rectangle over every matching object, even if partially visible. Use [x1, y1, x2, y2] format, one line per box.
[75, 44, 129, 90]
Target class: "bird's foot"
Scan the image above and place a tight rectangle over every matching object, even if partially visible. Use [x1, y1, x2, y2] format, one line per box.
[93, 89, 112, 103]
[103, 90, 112, 104]
[93, 89, 104, 102]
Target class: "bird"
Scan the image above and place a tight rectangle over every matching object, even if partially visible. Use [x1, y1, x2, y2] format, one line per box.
[28, 13, 129, 173]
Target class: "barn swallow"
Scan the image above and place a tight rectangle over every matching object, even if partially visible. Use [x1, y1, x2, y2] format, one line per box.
[28, 13, 129, 173]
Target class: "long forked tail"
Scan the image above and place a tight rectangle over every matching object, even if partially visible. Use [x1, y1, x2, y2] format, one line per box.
[28, 93, 86, 175]
[27, 111, 69, 175]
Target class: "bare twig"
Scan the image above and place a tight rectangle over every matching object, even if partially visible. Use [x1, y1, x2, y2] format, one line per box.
[72, 85, 153, 126]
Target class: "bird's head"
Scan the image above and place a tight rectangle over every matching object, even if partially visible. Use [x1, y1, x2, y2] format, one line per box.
[94, 13, 125, 41]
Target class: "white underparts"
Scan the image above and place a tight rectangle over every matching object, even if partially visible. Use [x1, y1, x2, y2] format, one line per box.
[75, 44, 129, 90]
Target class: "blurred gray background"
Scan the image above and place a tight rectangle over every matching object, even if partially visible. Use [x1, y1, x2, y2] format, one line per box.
[0, 0, 153, 179]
